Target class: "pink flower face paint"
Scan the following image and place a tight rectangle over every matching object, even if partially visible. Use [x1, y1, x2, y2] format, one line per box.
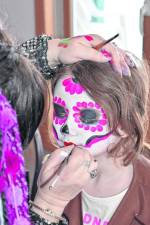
[73, 101, 107, 132]
[53, 75, 117, 157]
[63, 77, 85, 95]
[58, 38, 70, 48]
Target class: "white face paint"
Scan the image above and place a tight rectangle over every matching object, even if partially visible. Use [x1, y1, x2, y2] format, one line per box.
[53, 75, 118, 157]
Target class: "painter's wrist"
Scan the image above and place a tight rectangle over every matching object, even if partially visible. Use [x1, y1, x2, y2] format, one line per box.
[47, 39, 61, 67]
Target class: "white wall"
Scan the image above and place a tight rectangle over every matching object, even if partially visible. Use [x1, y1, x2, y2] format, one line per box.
[72, 0, 144, 58]
[0, 0, 35, 43]
[53, 0, 64, 38]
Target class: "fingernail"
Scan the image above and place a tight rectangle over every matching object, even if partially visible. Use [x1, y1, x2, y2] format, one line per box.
[122, 66, 130, 76]
[126, 57, 136, 68]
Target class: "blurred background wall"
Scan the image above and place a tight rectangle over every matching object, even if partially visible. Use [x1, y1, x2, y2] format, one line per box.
[0, 0, 145, 57]
[0, 0, 65, 42]
[0, 0, 35, 41]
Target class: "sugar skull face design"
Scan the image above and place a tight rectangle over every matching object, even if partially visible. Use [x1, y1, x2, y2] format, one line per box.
[53, 75, 116, 156]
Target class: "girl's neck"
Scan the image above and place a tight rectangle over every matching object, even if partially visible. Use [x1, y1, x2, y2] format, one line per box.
[96, 153, 126, 177]
[84, 153, 133, 197]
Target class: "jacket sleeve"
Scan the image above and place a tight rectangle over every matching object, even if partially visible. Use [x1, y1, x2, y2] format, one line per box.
[19, 35, 57, 80]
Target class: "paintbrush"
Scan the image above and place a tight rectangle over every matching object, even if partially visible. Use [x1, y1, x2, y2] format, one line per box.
[94, 33, 119, 51]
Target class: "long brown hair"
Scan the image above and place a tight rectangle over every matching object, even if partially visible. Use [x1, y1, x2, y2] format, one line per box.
[53, 59, 150, 165]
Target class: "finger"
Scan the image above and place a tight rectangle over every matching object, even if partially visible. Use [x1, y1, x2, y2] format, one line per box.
[83, 34, 105, 46]
[98, 43, 123, 75]
[124, 52, 137, 69]
[75, 45, 111, 63]
[104, 44, 131, 76]
[44, 145, 74, 169]
[42, 153, 51, 165]
[116, 48, 132, 76]
[73, 34, 104, 46]
[115, 48, 131, 76]
[66, 146, 93, 171]
[120, 57, 131, 77]
[107, 46, 123, 76]
[38, 145, 75, 185]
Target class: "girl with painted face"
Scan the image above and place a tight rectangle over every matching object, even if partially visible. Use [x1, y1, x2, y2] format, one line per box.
[53, 67, 116, 157]
[51, 59, 150, 225]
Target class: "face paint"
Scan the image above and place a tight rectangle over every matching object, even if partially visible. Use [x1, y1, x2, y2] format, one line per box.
[100, 49, 112, 60]
[84, 35, 94, 41]
[53, 75, 117, 156]
[58, 38, 70, 48]
[73, 102, 107, 131]
[63, 77, 85, 95]
[71, 35, 93, 41]
[58, 35, 93, 49]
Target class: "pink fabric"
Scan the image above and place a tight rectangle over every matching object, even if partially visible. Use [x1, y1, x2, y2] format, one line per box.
[0, 91, 31, 225]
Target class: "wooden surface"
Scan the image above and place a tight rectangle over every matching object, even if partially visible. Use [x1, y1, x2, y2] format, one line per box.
[35, 0, 54, 35]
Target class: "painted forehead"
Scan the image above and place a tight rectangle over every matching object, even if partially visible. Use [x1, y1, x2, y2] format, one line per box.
[54, 74, 102, 107]
[54, 74, 85, 96]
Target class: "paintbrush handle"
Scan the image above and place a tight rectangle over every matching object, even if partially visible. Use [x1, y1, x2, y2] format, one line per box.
[94, 33, 119, 51]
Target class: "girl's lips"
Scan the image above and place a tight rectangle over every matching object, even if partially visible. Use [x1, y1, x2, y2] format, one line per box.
[64, 141, 75, 146]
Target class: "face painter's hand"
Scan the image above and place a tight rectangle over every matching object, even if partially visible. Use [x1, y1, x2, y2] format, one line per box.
[33, 145, 97, 221]
[47, 35, 109, 66]
[47, 34, 132, 76]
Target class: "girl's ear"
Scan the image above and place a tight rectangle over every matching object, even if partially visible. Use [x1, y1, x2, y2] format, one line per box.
[117, 126, 128, 138]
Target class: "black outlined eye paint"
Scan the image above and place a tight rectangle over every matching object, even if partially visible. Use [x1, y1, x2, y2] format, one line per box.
[80, 109, 100, 124]
[53, 97, 69, 125]
[54, 103, 67, 118]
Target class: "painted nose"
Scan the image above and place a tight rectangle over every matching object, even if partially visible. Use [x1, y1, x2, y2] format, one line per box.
[61, 124, 69, 134]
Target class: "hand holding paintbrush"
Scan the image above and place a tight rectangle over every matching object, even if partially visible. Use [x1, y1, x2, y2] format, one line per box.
[92, 33, 132, 76]
[34, 146, 97, 206]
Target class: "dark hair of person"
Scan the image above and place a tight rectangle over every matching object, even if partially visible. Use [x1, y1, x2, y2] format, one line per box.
[53, 59, 150, 165]
[0, 42, 47, 148]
